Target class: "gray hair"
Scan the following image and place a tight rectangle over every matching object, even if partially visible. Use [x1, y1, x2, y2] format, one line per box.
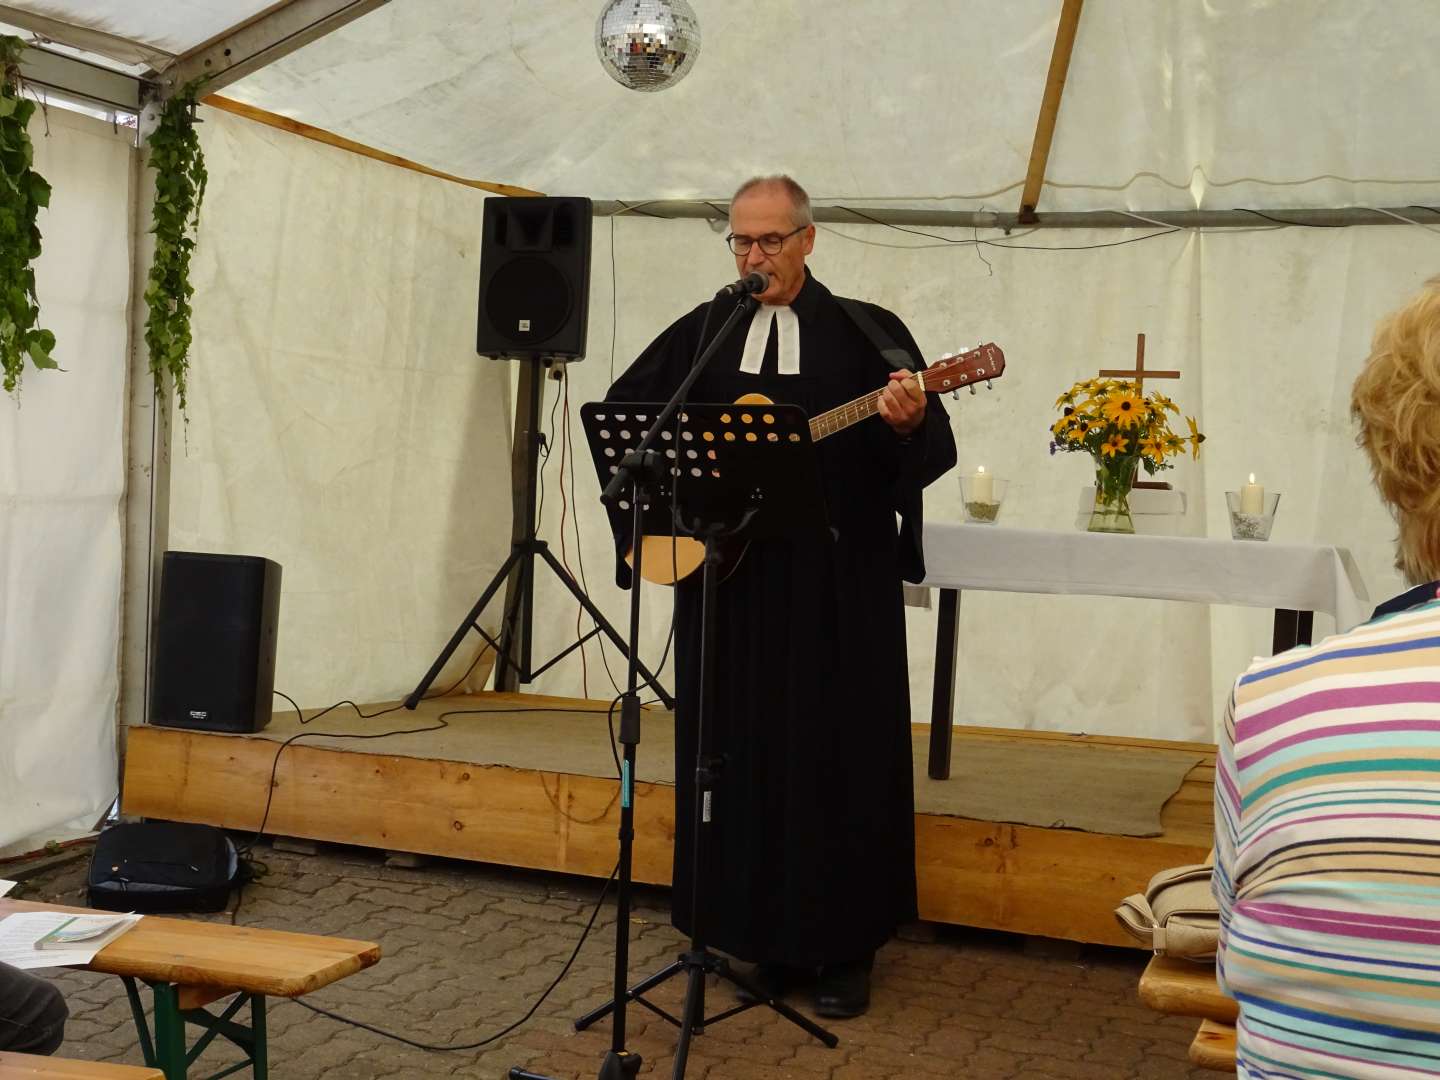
[729, 175, 813, 228]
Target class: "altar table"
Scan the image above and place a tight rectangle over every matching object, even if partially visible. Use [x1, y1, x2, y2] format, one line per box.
[918, 524, 1370, 779]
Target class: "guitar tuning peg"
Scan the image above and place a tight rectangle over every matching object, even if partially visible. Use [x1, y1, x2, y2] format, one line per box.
[950, 390, 960, 401]
[969, 385, 977, 395]
[986, 379, 994, 390]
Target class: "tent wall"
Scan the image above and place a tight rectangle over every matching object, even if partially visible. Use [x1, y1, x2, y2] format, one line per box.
[168, 104, 1426, 744]
[523, 214, 1424, 742]
[160, 107, 514, 712]
[0, 107, 133, 853]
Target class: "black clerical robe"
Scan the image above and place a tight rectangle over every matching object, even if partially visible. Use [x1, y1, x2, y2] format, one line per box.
[607, 270, 957, 967]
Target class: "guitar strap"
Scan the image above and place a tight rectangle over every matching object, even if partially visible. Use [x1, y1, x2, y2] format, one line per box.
[837, 297, 917, 373]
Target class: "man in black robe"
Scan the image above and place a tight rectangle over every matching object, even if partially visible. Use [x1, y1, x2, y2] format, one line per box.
[606, 175, 956, 1017]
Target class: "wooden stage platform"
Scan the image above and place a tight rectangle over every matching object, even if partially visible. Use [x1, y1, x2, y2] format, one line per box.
[122, 692, 1215, 947]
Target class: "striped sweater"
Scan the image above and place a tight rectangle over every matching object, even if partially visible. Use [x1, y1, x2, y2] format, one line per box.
[1215, 587, 1440, 1078]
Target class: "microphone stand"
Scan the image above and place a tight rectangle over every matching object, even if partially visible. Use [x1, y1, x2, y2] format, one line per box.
[510, 289, 759, 1080]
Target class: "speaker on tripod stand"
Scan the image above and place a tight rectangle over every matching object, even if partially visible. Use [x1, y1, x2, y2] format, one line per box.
[404, 196, 671, 709]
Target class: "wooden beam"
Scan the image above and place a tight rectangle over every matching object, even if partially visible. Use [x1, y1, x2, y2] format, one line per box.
[203, 95, 544, 197]
[1019, 0, 1086, 223]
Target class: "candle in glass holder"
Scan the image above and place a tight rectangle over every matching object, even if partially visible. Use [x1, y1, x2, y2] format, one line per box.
[971, 465, 994, 504]
[1240, 473, 1264, 515]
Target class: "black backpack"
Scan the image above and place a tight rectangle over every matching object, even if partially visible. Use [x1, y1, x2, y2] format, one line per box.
[88, 821, 240, 914]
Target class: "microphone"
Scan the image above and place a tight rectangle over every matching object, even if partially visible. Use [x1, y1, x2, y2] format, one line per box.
[717, 270, 769, 297]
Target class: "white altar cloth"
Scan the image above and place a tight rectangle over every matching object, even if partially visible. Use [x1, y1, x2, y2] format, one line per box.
[920, 524, 1371, 632]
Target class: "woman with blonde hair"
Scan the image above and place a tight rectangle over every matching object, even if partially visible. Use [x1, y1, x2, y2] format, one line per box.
[1214, 277, 1440, 1077]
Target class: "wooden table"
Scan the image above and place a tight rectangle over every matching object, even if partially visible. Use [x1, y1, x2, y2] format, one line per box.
[1138, 954, 1238, 1071]
[0, 900, 380, 1080]
[0, 1053, 164, 1078]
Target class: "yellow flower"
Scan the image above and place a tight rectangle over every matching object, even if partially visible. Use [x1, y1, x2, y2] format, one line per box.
[1150, 391, 1180, 414]
[1054, 386, 1080, 408]
[1101, 391, 1145, 429]
[1164, 433, 1185, 456]
[1101, 432, 1129, 458]
[1185, 415, 1206, 459]
[1068, 419, 1093, 443]
[1140, 435, 1166, 465]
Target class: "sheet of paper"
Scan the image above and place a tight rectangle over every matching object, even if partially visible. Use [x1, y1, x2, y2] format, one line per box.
[0, 911, 141, 970]
[0, 879, 15, 898]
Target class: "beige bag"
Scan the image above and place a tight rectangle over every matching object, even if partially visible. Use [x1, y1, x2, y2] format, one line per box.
[1114, 862, 1218, 962]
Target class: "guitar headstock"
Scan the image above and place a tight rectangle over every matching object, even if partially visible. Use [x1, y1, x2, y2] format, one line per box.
[919, 343, 1006, 393]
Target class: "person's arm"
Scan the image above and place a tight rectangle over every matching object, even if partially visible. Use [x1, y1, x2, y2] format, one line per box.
[1213, 689, 1242, 997]
[0, 960, 67, 1054]
[863, 305, 958, 581]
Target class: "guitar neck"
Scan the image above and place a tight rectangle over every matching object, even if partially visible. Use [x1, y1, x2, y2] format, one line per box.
[806, 344, 1002, 442]
[809, 388, 889, 442]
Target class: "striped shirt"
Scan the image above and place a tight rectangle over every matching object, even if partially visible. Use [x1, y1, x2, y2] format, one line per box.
[1215, 587, 1440, 1078]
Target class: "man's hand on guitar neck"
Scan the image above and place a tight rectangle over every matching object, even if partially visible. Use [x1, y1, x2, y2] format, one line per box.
[876, 369, 926, 437]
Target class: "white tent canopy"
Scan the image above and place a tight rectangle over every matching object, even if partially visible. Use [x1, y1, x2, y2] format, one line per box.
[2, 1, 1439, 854]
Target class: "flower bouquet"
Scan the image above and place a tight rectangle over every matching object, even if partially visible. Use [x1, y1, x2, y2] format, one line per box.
[1049, 378, 1205, 533]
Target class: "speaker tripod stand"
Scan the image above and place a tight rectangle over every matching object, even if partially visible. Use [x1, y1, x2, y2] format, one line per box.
[404, 358, 672, 710]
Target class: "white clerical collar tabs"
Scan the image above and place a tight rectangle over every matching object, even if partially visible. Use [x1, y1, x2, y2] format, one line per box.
[739, 304, 801, 375]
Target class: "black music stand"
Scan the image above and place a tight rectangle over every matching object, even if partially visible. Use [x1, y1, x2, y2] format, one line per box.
[512, 400, 837, 1080]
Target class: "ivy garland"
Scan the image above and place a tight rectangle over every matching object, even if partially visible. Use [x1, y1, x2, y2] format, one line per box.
[0, 35, 56, 396]
[144, 81, 208, 414]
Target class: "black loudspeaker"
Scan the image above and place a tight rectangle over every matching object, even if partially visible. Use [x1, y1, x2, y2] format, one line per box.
[149, 551, 282, 733]
[476, 195, 593, 359]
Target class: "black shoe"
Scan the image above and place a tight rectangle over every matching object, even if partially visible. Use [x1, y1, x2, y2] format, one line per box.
[733, 962, 803, 1005]
[813, 956, 873, 1018]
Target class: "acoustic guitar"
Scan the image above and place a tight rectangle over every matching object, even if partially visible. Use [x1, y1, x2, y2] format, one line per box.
[630, 342, 1006, 584]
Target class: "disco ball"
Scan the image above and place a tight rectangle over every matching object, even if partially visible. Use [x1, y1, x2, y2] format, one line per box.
[595, 0, 701, 93]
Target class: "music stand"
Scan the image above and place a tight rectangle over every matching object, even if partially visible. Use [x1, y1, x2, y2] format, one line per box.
[513, 400, 838, 1080]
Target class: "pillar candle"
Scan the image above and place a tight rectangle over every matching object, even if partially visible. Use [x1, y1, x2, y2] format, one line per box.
[1240, 473, 1264, 515]
[972, 466, 994, 504]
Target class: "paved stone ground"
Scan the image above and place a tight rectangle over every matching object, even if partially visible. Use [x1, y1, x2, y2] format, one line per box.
[12, 840, 1216, 1079]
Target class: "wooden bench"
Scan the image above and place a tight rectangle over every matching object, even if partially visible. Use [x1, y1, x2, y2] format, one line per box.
[0, 1053, 163, 1078]
[0, 900, 379, 1080]
[1138, 955, 1237, 1072]
[1190, 1018, 1237, 1071]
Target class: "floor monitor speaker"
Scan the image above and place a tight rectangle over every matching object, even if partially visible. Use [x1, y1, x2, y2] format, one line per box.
[149, 551, 281, 733]
[476, 195, 593, 360]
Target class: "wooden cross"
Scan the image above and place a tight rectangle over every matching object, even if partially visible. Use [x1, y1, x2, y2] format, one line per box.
[1098, 333, 1180, 392]
[1098, 333, 1182, 489]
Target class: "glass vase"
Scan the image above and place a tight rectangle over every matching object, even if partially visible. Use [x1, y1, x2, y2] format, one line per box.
[1088, 455, 1139, 534]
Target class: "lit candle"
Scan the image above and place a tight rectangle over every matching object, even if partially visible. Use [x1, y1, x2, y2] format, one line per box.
[1240, 473, 1264, 515]
[972, 465, 995, 504]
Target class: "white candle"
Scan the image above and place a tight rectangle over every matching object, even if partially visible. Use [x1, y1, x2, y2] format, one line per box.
[1240, 473, 1264, 515]
[971, 465, 995, 504]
